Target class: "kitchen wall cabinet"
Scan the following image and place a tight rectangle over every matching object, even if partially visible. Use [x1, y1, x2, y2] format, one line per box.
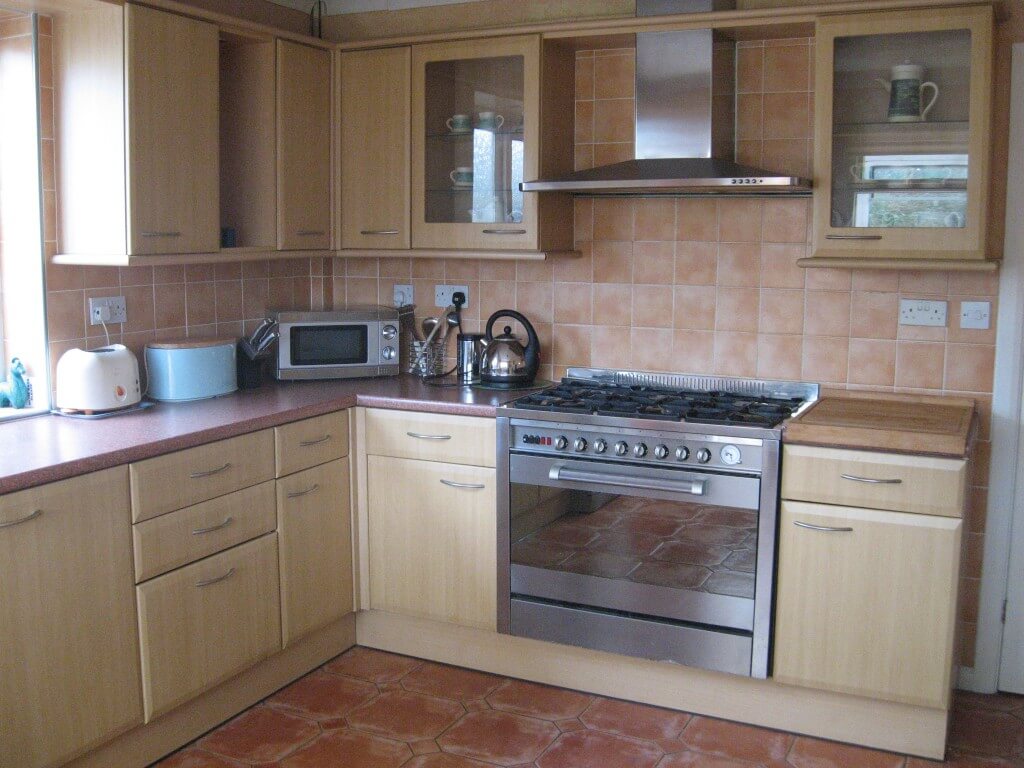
[805, 6, 994, 270]
[0, 467, 142, 768]
[339, 47, 412, 250]
[277, 40, 333, 251]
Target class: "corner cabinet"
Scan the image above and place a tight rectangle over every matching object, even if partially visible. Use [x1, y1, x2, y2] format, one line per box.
[805, 6, 994, 270]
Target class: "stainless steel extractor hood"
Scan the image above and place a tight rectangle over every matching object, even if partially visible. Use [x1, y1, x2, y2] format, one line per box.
[521, 0, 811, 196]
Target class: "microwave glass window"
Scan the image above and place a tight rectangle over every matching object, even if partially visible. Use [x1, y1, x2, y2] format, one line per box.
[290, 325, 368, 366]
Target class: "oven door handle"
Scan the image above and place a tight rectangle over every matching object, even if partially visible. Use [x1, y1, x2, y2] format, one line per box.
[547, 465, 707, 497]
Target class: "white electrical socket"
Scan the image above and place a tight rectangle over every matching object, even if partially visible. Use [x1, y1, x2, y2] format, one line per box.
[960, 301, 991, 330]
[899, 299, 947, 327]
[88, 296, 127, 325]
[393, 284, 414, 307]
[435, 284, 469, 308]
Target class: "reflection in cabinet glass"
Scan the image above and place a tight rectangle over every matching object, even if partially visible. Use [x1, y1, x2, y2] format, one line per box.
[424, 55, 525, 226]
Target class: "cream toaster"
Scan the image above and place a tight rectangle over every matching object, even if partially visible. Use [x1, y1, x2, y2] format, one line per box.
[55, 344, 142, 413]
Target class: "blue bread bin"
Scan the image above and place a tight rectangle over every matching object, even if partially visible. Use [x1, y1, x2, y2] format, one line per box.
[145, 338, 238, 402]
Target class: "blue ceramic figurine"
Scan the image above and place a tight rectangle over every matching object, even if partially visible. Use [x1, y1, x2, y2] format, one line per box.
[0, 358, 29, 409]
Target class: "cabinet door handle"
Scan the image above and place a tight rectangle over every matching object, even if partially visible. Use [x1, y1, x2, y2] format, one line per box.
[299, 434, 332, 447]
[296, 230, 326, 236]
[195, 567, 236, 588]
[794, 520, 854, 533]
[0, 508, 42, 529]
[287, 483, 320, 499]
[406, 431, 452, 441]
[440, 479, 486, 490]
[840, 473, 902, 485]
[189, 462, 232, 479]
[360, 229, 400, 235]
[141, 231, 181, 238]
[192, 516, 234, 535]
[825, 234, 883, 241]
[482, 229, 527, 235]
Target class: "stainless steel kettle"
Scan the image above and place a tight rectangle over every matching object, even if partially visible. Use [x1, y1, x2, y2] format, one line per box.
[479, 310, 540, 387]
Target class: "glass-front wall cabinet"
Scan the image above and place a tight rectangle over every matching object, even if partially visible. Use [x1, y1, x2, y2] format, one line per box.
[812, 8, 993, 264]
[412, 36, 539, 251]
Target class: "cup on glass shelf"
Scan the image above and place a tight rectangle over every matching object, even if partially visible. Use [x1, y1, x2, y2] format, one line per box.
[450, 167, 473, 188]
[445, 114, 472, 134]
[476, 111, 505, 132]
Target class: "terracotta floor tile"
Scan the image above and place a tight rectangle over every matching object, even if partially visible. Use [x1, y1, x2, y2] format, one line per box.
[411, 739, 442, 755]
[956, 692, 1024, 713]
[651, 540, 731, 567]
[402, 662, 504, 702]
[197, 706, 319, 763]
[629, 561, 712, 590]
[346, 689, 464, 741]
[322, 646, 421, 683]
[537, 729, 663, 768]
[268, 671, 378, 720]
[439, 709, 561, 766]
[488, 679, 594, 721]
[406, 754, 496, 768]
[949, 706, 1024, 757]
[581, 697, 692, 742]
[280, 728, 411, 768]
[657, 750, 762, 767]
[153, 748, 248, 768]
[558, 718, 587, 732]
[678, 716, 793, 765]
[787, 736, 905, 768]
[908, 753, 1024, 768]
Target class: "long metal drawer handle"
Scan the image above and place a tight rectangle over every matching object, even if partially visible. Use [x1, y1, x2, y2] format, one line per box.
[195, 567, 236, 588]
[406, 431, 452, 441]
[360, 229, 400, 235]
[548, 465, 706, 496]
[287, 483, 320, 499]
[825, 234, 883, 241]
[296, 230, 326, 236]
[299, 434, 332, 447]
[482, 228, 527, 235]
[794, 520, 854, 533]
[0, 508, 42, 529]
[440, 479, 486, 490]
[840, 473, 902, 485]
[189, 463, 232, 479]
[141, 230, 181, 237]
[192, 516, 234, 535]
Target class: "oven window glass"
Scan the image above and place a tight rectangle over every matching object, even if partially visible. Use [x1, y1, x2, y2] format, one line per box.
[510, 484, 756, 599]
[290, 325, 368, 366]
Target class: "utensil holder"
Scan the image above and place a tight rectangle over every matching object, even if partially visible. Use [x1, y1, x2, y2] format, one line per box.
[236, 343, 264, 390]
[409, 340, 445, 377]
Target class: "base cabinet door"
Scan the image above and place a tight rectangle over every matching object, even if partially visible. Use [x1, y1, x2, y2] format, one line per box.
[0, 467, 141, 768]
[773, 500, 961, 708]
[137, 534, 281, 720]
[367, 455, 496, 630]
[278, 460, 353, 646]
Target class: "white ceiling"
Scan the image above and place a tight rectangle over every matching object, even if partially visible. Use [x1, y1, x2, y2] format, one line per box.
[269, 0, 487, 14]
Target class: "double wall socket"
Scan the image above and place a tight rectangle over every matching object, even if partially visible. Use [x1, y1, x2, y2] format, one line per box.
[88, 296, 127, 325]
[435, 284, 469, 308]
[899, 299, 947, 327]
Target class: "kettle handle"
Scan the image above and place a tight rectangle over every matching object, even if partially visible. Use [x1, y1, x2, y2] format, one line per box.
[484, 309, 540, 372]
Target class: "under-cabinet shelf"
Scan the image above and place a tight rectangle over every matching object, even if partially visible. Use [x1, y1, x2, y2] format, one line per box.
[52, 248, 335, 267]
[798, 255, 999, 272]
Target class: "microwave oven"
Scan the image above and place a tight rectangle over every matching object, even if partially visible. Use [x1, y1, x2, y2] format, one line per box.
[274, 307, 400, 380]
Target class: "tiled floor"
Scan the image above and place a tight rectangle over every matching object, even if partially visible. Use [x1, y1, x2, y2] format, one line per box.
[155, 647, 1024, 768]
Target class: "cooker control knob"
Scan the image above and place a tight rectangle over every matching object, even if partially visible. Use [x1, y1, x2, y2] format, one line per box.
[382, 346, 396, 360]
[675, 446, 690, 461]
[382, 324, 398, 340]
[555, 436, 569, 451]
[593, 439, 608, 454]
[574, 437, 588, 452]
[654, 445, 669, 459]
[696, 447, 712, 464]
[614, 441, 629, 456]
[633, 443, 648, 458]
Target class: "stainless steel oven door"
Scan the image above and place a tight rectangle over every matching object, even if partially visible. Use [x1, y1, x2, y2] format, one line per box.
[508, 453, 761, 632]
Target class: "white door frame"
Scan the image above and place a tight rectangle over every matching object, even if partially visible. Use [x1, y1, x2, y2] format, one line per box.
[965, 43, 1024, 693]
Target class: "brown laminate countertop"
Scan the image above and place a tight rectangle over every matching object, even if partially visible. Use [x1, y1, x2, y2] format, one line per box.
[4, 375, 518, 495]
[782, 390, 977, 458]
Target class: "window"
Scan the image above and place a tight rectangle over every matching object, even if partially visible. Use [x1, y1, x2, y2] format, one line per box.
[0, 10, 49, 418]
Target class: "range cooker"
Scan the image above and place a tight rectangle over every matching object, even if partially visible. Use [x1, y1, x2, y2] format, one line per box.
[496, 368, 818, 679]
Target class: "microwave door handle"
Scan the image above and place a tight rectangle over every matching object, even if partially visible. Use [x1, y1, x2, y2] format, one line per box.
[547, 464, 707, 497]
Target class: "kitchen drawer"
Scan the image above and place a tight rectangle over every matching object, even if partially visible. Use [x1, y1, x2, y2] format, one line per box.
[365, 408, 496, 467]
[275, 411, 349, 477]
[132, 481, 277, 582]
[136, 533, 281, 720]
[781, 444, 966, 517]
[130, 430, 276, 522]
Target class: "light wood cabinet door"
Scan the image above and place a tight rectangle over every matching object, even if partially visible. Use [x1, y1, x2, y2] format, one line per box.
[368, 455, 496, 630]
[774, 500, 961, 708]
[339, 47, 411, 249]
[0, 467, 141, 768]
[125, 4, 219, 255]
[277, 40, 332, 250]
[278, 460, 353, 646]
[136, 534, 281, 720]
